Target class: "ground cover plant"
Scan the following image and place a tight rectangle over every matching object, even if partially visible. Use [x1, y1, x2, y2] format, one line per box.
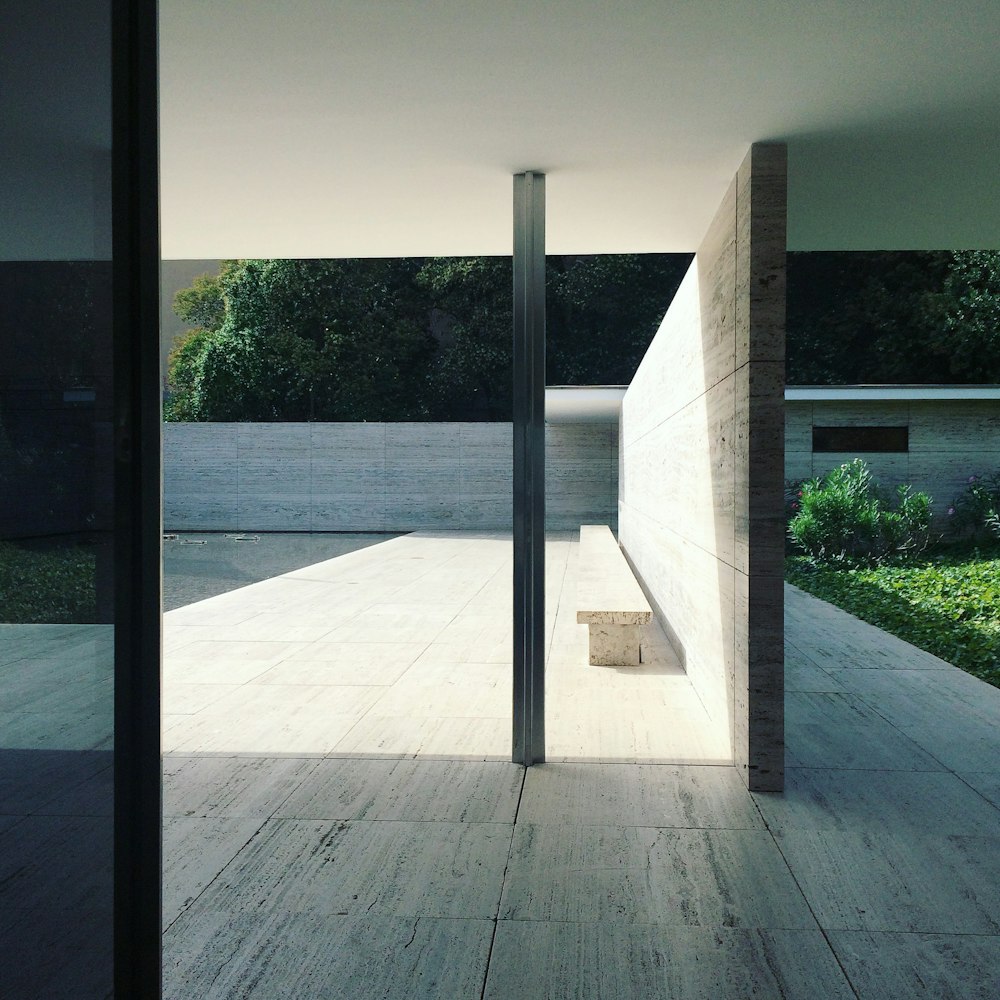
[786, 463, 1000, 688]
[786, 549, 1000, 688]
[0, 540, 96, 623]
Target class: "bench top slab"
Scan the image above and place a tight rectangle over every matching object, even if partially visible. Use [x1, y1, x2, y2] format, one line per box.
[576, 524, 652, 625]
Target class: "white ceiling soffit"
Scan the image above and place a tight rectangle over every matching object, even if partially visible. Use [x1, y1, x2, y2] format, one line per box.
[545, 386, 627, 423]
[159, 1, 1000, 258]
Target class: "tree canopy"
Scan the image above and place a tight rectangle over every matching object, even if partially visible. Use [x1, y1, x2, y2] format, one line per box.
[786, 251, 1000, 384]
[165, 249, 1000, 422]
[165, 254, 690, 421]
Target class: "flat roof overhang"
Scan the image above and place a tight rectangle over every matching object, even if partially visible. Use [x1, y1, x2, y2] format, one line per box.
[153, 2, 1000, 259]
[786, 385, 1000, 401]
[545, 386, 627, 423]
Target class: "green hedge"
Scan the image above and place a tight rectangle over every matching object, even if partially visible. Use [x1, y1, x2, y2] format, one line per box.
[0, 541, 97, 623]
[786, 549, 1000, 689]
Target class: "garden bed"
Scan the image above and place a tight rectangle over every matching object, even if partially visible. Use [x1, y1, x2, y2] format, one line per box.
[786, 547, 1000, 689]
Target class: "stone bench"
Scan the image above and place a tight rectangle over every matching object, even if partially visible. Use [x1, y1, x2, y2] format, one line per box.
[575, 524, 652, 666]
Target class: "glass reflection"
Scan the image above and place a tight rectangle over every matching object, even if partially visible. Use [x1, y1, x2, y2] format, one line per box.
[0, 2, 115, 996]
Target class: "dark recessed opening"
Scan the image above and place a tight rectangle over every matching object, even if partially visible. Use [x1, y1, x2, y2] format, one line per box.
[812, 425, 909, 453]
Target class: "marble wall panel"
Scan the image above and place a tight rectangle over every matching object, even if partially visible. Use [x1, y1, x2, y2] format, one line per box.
[784, 403, 813, 456]
[163, 423, 239, 530]
[164, 421, 617, 532]
[733, 147, 786, 789]
[621, 267, 708, 449]
[459, 425, 512, 521]
[736, 144, 787, 367]
[619, 511, 733, 728]
[237, 496, 312, 532]
[619, 143, 786, 792]
[783, 399, 1000, 525]
[237, 423, 311, 498]
[546, 423, 618, 530]
[736, 362, 786, 579]
[810, 453, 910, 490]
[312, 498, 386, 533]
[309, 423, 386, 454]
[696, 176, 739, 384]
[908, 453, 1000, 513]
[164, 421, 238, 456]
[164, 494, 237, 531]
[383, 495, 464, 530]
[460, 498, 513, 530]
[310, 424, 386, 495]
[785, 453, 813, 485]
[460, 462, 510, 495]
[734, 570, 785, 791]
[909, 400, 1000, 450]
[621, 388, 734, 565]
[809, 401, 909, 427]
[384, 423, 462, 523]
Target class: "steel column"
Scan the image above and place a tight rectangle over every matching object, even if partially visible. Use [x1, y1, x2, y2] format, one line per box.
[512, 172, 546, 765]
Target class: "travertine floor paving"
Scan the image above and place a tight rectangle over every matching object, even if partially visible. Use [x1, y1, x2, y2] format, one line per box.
[4, 535, 999, 997]
[160, 574, 1000, 999]
[163, 531, 729, 762]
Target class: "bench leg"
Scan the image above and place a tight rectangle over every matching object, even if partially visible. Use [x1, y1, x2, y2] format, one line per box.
[588, 624, 640, 666]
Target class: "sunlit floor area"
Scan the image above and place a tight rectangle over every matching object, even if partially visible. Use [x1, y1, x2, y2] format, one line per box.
[160, 583, 1000, 999]
[162, 531, 730, 762]
[3, 571, 1000, 996]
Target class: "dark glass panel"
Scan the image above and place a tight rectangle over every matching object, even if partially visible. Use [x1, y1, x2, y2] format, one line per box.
[0, 2, 115, 996]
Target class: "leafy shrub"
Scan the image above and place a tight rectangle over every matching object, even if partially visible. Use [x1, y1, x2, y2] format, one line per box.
[946, 471, 1000, 543]
[787, 459, 932, 563]
[987, 510, 1000, 540]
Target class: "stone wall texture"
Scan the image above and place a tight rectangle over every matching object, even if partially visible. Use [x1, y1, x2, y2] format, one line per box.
[619, 143, 786, 792]
[163, 421, 618, 533]
[786, 399, 1000, 514]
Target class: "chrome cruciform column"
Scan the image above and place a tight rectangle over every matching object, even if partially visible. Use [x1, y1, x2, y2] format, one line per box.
[512, 171, 546, 765]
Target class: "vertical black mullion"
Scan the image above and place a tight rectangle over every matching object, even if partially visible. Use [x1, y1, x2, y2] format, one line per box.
[113, 0, 162, 996]
[512, 172, 546, 765]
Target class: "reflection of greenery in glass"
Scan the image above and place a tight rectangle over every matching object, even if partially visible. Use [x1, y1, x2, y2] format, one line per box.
[0, 542, 96, 623]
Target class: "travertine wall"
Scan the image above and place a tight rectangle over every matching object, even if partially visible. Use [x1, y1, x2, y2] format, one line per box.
[786, 399, 1000, 513]
[619, 144, 786, 792]
[163, 421, 617, 532]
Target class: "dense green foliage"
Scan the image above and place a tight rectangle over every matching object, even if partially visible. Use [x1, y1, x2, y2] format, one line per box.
[787, 459, 932, 562]
[165, 255, 690, 422]
[786, 250, 1000, 384]
[946, 472, 1000, 544]
[786, 463, 1000, 689]
[786, 551, 1000, 688]
[166, 259, 440, 421]
[0, 541, 96, 623]
[167, 250, 1000, 420]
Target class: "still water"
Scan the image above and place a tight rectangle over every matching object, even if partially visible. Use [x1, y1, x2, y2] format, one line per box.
[163, 532, 402, 611]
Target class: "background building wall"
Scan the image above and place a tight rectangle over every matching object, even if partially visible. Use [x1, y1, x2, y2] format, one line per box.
[163, 421, 618, 532]
[786, 398, 1000, 512]
[618, 144, 786, 792]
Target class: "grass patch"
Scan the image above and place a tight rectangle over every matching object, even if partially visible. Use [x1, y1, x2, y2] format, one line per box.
[0, 540, 97, 623]
[786, 548, 1000, 689]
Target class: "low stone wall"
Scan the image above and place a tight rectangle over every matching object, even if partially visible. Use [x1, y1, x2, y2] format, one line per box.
[785, 398, 1000, 513]
[163, 421, 617, 532]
